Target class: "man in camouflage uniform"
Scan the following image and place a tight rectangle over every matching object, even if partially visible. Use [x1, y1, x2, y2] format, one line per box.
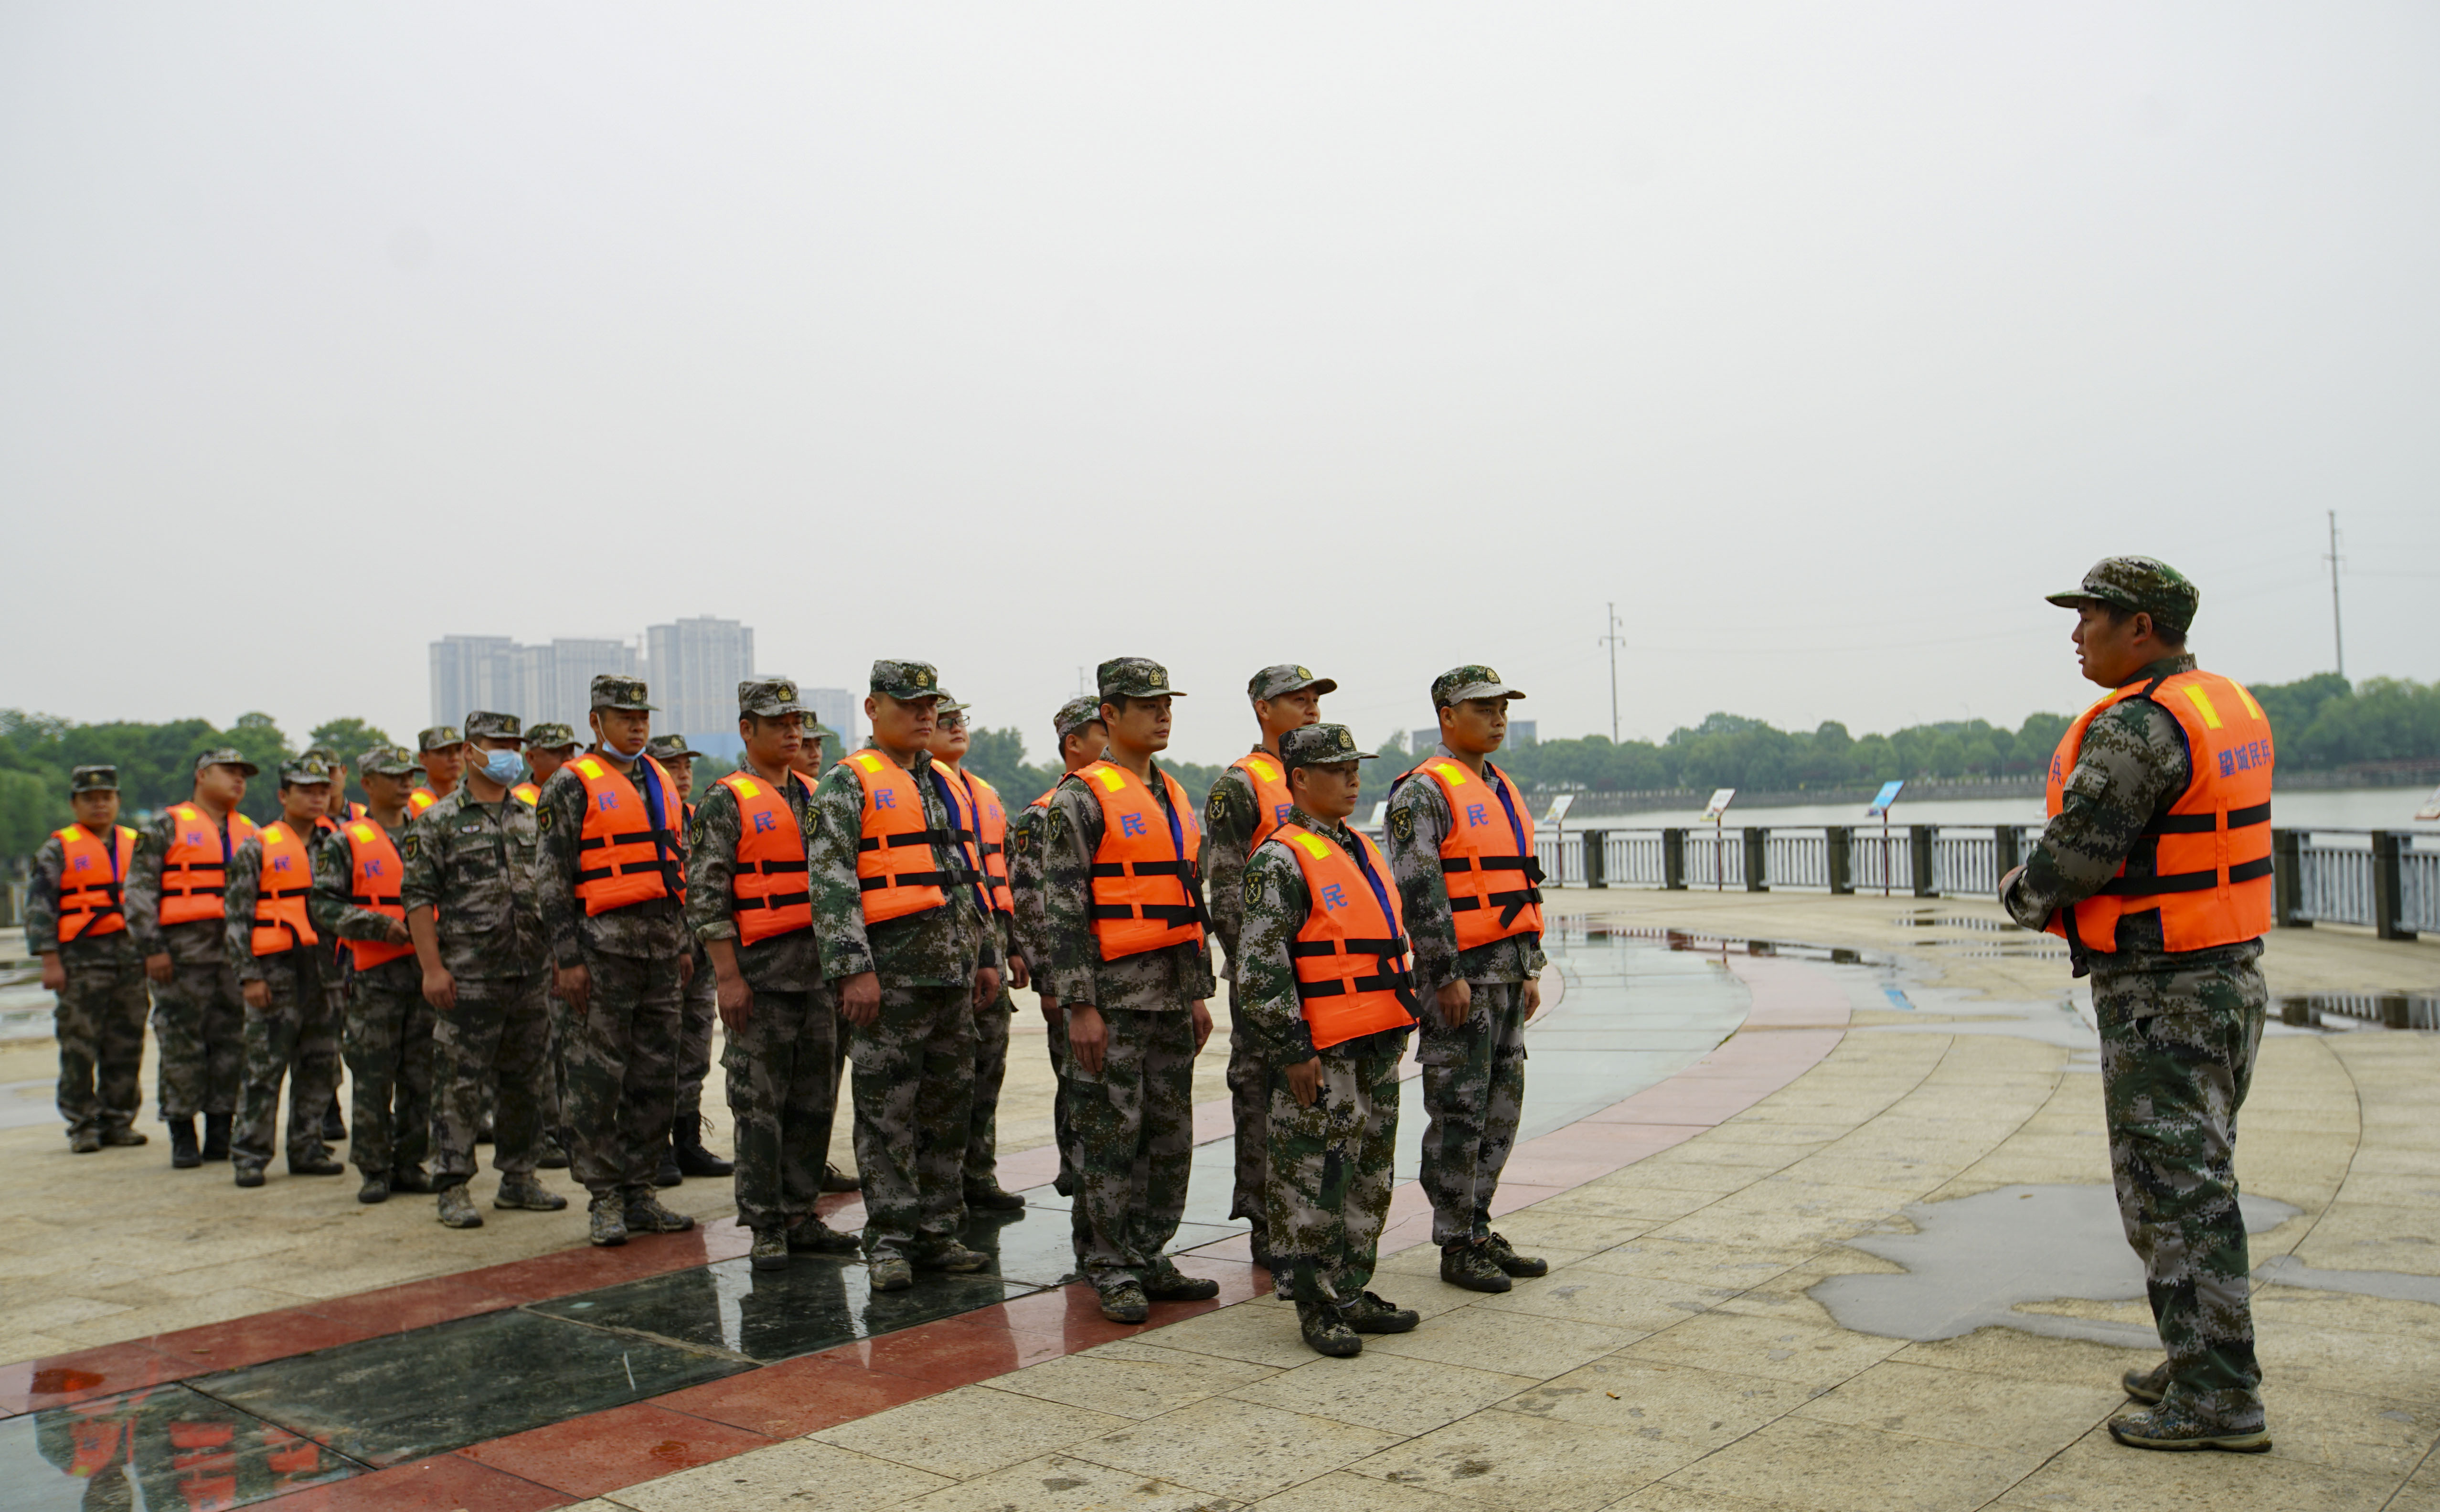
[647, 732, 734, 1185]
[925, 692, 1027, 1212]
[410, 726, 466, 814]
[523, 722, 581, 1169]
[1238, 724, 1420, 1355]
[27, 766, 150, 1153]
[1384, 667, 1549, 1292]
[222, 756, 347, 1185]
[1041, 658, 1221, 1322]
[2003, 557, 2274, 1453]
[1204, 664, 1334, 1267]
[300, 745, 356, 1149]
[314, 746, 437, 1202]
[125, 747, 261, 1167]
[807, 660, 1000, 1292]
[534, 675, 696, 1246]
[796, 720, 861, 1198]
[1007, 694, 1106, 1226]
[690, 679, 858, 1268]
[404, 711, 566, 1228]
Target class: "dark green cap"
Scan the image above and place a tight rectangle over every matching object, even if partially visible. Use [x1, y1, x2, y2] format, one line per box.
[1430, 665, 1527, 709]
[870, 660, 941, 700]
[1248, 664, 1336, 702]
[590, 675, 655, 712]
[2045, 556, 2200, 636]
[417, 725, 466, 753]
[463, 711, 522, 743]
[1097, 658, 1183, 701]
[646, 734, 704, 762]
[1279, 722, 1373, 772]
[1052, 695, 1104, 742]
[193, 746, 262, 777]
[71, 765, 118, 793]
[525, 723, 578, 751]
[738, 678, 810, 718]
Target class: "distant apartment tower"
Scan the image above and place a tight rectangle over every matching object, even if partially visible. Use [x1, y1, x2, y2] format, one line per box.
[646, 616, 755, 753]
[430, 636, 516, 728]
[803, 687, 856, 748]
[1510, 720, 1537, 745]
[433, 635, 639, 731]
[537, 639, 640, 728]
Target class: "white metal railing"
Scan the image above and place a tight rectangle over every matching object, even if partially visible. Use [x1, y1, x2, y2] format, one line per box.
[1762, 830, 1831, 890]
[1604, 831, 1669, 887]
[1849, 827, 1914, 894]
[2295, 840, 2376, 926]
[2405, 847, 2440, 934]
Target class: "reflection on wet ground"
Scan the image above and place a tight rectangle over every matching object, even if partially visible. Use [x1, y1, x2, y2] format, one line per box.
[0, 1382, 356, 1512]
[2276, 991, 2440, 1032]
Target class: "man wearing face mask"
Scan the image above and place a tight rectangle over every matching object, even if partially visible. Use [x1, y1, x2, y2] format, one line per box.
[646, 733, 735, 1187]
[533, 675, 696, 1247]
[409, 727, 467, 817]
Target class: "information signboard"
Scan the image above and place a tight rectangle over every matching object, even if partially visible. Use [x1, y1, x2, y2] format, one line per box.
[1866, 780, 1905, 819]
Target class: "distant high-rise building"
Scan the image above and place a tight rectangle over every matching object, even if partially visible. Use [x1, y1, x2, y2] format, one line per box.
[1510, 720, 1538, 745]
[430, 633, 640, 732]
[430, 636, 516, 728]
[546, 639, 640, 727]
[803, 687, 855, 749]
[646, 616, 755, 754]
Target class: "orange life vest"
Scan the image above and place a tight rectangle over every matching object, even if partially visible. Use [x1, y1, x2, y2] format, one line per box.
[568, 754, 684, 916]
[511, 782, 540, 807]
[53, 824, 136, 943]
[845, 749, 974, 926]
[1078, 760, 1207, 960]
[407, 788, 439, 815]
[341, 819, 415, 968]
[1398, 757, 1544, 949]
[715, 770, 813, 945]
[2042, 667, 2275, 954]
[247, 823, 320, 956]
[1274, 821, 1419, 1049]
[938, 765, 1014, 916]
[1231, 751, 1296, 855]
[159, 804, 259, 927]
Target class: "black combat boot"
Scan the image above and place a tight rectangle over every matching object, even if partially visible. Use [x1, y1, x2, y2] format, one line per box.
[169, 1118, 202, 1169]
[673, 1131, 733, 1179]
[201, 1114, 233, 1162]
[320, 1097, 347, 1143]
[654, 1135, 684, 1188]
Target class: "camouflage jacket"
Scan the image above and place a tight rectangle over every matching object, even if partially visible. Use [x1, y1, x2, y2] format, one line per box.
[1383, 742, 1547, 992]
[26, 831, 139, 966]
[1004, 796, 1052, 982]
[1041, 759, 1215, 1013]
[1238, 805, 1414, 1067]
[221, 831, 321, 982]
[806, 748, 995, 987]
[124, 804, 241, 965]
[2003, 654, 2263, 977]
[400, 788, 548, 980]
[685, 769, 822, 992]
[534, 750, 689, 967]
[310, 811, 416, 945]
[1201, 747, 1274, 983]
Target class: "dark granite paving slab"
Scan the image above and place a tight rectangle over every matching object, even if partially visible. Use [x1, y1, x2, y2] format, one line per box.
[532, 1255, 1037, 1363]
[0, 1381, 361, 1512]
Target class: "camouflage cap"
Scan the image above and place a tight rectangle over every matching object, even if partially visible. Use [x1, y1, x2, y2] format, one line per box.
[2045, 556, 2201, 636]
[1279, 722, 1374, 772]
[359, 745, 419, 777]
[1430, 665, 1528, 708]
[870, 660, 941, 700]
[738, 678, 810, 718]
[1248, 664, 1338, 702]
[279, 755, 335, 787]
[463, 711, 523, 744]
[417, 725, 467, 753]
[590, 675, 655, 712]
[932, 691, 971, 718]
[193, 746, 262, 777]
[70, 765, 118, 793]
[645, 734, 704, 762]
[1052, 695, 1104, 742]
[525, 722, 578, 751]
[301, 745, 341, 767]
[1098, 657, 1184, 701]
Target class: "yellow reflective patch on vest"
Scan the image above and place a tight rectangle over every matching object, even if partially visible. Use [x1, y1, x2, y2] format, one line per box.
[1092, 767, 1127, 791]
[261, 824, 288, 844]
[1292, 831, 1331, 858]
[2182, 685, 2225, 730]
[852, 753, 882, 774]
[1245, 756, 1280, 782]
[1428, 761, 1469, 786]
[2231, 683, 2264, 722]
[574, 757, 604, 779]
[348, 822, 378, 844]
[732, 777, 761, 798]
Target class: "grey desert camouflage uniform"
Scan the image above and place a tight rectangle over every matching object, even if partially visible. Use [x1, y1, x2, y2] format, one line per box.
[311, 813, 435, 1178]
[1005, 790, 1083, 1224]
[222, 828, 341, 1171]
[1238, 804, 1410, 1306]
[2004, 651, 2269, 1430]
[27, 829, 148, 1139]
[1204, 749, 1290, 1244]
[402, 786, 553, 1183]
[124, 804, 248, 1119]
[1385, 744, 1543, 1246]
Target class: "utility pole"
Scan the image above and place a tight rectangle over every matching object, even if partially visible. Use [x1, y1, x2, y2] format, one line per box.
[1598, 602, 1626, 744]
[2325, 510, 2346, 681]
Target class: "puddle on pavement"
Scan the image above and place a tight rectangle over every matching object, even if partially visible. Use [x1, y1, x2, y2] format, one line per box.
[1812, 1183, 2300, 1348]
[0, 1381, 361, 1512]
[2275, 992, 2440, 1032]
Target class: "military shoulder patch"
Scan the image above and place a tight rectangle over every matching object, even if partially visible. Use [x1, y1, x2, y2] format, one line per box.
[1390, 807, 1416, 842]
[1243, 870, 1264, 907]
[1206, 792, 1229, 825]
[537, 808, 554, 832]
[400, 834, 421, 862]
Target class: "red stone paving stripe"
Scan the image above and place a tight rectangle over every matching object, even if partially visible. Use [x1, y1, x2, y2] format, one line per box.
[649, 1347, 948, 1437]
[233, 1452, 576, 1512]
[452, 1401, 778, 1499]
[0, 1339, 188, 1417]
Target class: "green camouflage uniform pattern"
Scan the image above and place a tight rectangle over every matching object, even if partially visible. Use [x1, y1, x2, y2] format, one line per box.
[688, 768, 836, 1235]
[26, 831, 148, 1139]
[2005, 650, 2268, 1429]
[806, 745, 993, 1260]
[1204, 749, 1281, 1241]
[1239, 803, 1410, 1305]
[937, 761, 1019, 1193]
[1006, 794, 1083, 1223]
[1041, 760, 1215, 1283]
[124, 805, 247, 1119]
[311, 816, 434, 1178]
[223, 831, 341, 1170]
[1385, 743, 1543, 1246]
[674, 799, 719, 1141]
[533, 752, 688, 1203]
[401, 786, 553, 1183]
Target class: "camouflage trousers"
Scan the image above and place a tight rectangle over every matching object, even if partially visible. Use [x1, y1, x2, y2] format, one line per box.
[431, 975, 552, 1183]
[1266, 1049, 1400, 1305]
[343, 957, 435, 1177]
[724, 986, 838, 1234]
[1064, 1007, 1197, 1281]
[848, 982, 976, 1262]
[234, 952, 341, 1170]
[965, 995, 1013, 1189]
[53, 943, 148, 1139]
[1224, 980, 1269, 1242]
[565, 949, 682, 1202]
[150, 930, 244, 1119]
[1417, 979, 1528, 1246]
[673, 945, 715, 1138]
[1044, 1005, 1089, 1263]
[2097, 962, 2270, 1429]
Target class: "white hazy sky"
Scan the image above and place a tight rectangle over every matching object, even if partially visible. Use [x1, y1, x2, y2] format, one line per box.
[4, 4, 2436, 765]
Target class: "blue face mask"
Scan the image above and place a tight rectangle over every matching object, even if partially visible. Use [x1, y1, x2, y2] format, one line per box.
[480, 749, 526, 787]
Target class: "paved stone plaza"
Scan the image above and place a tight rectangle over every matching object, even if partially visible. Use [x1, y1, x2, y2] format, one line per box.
[2, 889, 2435, 1512]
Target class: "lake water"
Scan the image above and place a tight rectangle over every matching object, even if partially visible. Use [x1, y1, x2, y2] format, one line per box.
[1556, 788, 2437, 833]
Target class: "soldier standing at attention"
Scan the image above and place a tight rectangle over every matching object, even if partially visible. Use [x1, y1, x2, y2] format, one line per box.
[301, 745, 358, 1150]
[1203, 664, 1334, 1269]
[646, 733, 735, 1186]
[1238, 724, 1421, 1355]
[1042, 658, 1220, 1323]
[408, 727, 466, 816]
[28, 767, 149, 1153]
[514, 723, 577, 807]
[533, 675, 696, 1247]
[689, 679, 859, 1269]
[795, 721, 862, 1199]
[313, 746, 436, 1203]
[517, 722, 580, 1167]
[125, 748, 260, 1169]
[404, 712, 567, 1229]
[1384, 667, 1549, 1293]
[1005, 695, 1105, 1222]
[806, 660, 1000, 1293]
[222, 756, 347, 1187]
[925, 693, 1027, 1212]
[2002, 558, 2276, 1454]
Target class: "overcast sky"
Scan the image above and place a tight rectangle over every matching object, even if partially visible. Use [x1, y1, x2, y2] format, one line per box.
[4, 4, 2435, 765]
